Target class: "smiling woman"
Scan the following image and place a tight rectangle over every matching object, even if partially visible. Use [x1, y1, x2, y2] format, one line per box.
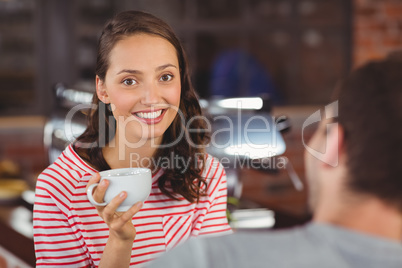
[33, 11, 231, 268]
[96, 34, 181, 145]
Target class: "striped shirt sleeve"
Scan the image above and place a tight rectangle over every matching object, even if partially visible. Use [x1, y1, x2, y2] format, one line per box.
[198, 157, 232, 236]
[33, 172, 93, 267]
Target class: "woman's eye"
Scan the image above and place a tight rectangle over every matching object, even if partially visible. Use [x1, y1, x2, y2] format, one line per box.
[160, 74, 173, 82]
[123, 79, 136, 86]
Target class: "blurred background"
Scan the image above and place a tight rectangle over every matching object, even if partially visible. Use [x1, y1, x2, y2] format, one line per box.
[0, 0, 401, 266]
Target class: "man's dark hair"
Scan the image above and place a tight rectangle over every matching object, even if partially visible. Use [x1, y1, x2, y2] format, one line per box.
[336, 55, 402, 211]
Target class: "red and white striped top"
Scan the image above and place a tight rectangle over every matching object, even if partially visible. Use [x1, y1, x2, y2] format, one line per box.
[33, 145, 231, 267]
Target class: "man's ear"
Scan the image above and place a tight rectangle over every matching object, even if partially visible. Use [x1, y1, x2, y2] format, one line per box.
[321, 123, 345, 168]
[96, 76, 110, 104]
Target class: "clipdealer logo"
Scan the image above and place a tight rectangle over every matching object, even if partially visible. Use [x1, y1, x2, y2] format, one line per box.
[302, 100, 339, 167]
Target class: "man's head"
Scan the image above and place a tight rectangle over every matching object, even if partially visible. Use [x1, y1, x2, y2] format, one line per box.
[305, 56, 402, 214]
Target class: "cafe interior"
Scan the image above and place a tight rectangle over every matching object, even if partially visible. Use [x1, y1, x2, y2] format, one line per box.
[0, 0, 401, 266]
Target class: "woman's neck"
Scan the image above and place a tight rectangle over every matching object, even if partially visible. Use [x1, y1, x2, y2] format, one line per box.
[103, 135, 162, 169]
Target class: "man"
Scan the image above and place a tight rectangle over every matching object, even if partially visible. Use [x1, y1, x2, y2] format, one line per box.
[149, 56, 402, 268]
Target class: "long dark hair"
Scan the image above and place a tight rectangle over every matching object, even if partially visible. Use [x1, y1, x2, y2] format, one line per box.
[74, 11, 210, 203]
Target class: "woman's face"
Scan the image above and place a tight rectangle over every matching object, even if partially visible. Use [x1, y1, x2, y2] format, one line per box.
[97, 34, 181, 146]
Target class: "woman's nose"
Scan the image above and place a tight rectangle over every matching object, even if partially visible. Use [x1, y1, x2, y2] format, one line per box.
[141, 82, 160, 105]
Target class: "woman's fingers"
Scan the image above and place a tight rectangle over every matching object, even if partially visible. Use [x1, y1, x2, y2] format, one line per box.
[86, 173, 101, 191]
[86, 173, 144, 238]
[103, 191, 127, 223]
[86, 173, 109, 206]
[132, 201, 144, 213]
[104, 194, 143, 224]
[109, 201, 143, 231]
[92, 179, 109, 204]
[121, 202, 143, 223]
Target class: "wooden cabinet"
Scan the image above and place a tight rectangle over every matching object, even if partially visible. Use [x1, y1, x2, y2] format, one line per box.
[87, 0, 351, 104]
[0, 0, 37, 114]
[1, 0, 352, 110]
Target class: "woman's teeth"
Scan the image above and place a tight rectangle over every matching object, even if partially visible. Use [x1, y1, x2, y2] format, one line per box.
[136, 110, 163, 119]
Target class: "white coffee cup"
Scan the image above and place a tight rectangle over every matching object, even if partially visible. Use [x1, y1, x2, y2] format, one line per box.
[87, 168, 152, 212]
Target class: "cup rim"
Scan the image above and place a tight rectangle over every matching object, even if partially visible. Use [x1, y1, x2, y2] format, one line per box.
[99, 168, 151, 177]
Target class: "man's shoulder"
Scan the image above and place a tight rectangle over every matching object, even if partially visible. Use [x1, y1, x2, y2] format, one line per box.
[150, 225, 329, 268]
[151, 222, 402, 268]
[193, 224, 346, 268]
[207, 223, 402, 268]
[210, 225, 312, 249]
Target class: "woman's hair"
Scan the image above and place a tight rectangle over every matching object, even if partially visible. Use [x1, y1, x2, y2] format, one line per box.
[74, 10, 210, 203]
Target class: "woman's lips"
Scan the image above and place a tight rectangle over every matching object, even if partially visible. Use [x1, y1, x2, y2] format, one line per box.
[132, 109, 167, 125]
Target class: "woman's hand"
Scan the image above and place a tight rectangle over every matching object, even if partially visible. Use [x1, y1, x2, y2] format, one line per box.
[86, 173, 143, 242]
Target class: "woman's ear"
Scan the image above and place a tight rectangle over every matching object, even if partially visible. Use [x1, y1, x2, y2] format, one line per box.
[96, 76, 110, 104]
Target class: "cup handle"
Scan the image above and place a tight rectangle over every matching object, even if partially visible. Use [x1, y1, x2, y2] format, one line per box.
[87, 183, 108, 207]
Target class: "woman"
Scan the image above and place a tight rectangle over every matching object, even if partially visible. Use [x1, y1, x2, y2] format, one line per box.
[33, 11, 231, 267]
